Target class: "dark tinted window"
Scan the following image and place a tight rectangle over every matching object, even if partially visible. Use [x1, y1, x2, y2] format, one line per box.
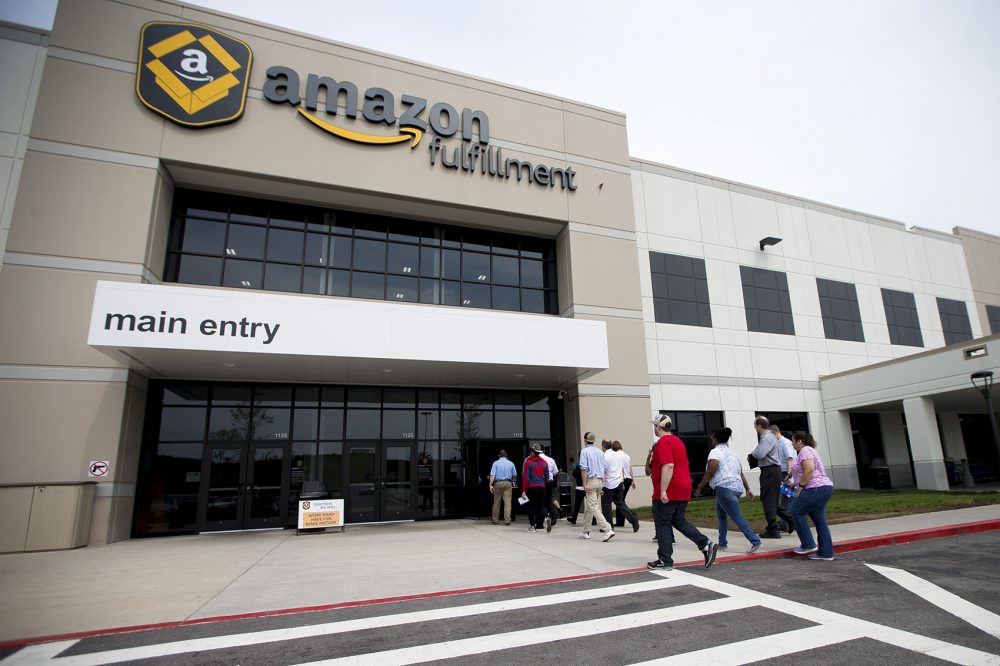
[817, 278, 864, 342]
[740, 266, 794, 335]
[987, 305, 1000, 335]
[649, 251, 712, 328]
[937, 297, 973, 345]
[882, 288, 923, 347]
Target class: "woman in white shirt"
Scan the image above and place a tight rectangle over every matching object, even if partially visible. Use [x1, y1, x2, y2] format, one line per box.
[695, 428, 762, 554]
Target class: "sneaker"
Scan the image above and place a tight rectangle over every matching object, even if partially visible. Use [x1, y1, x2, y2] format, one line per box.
[491, 519, 498, 525]
[504, 521, 510, 526]
[717, 545, 728, 551]
[808, 553, 835, 561]
[527, 526, 536, 532]
[544, 516, 552, 533]
[579, 532, 591, 540]
[759, 531, 782, 539]
[746, 543, 762, 554]
[702, 542, 718, 569]
[793, 546, 818, 555]
[602, 530, 616, 542]
[631, 519, 641, 533]
[646, 559, 672, 570]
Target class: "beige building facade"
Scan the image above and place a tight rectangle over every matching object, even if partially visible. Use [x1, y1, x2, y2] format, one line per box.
[1, 0, 998, 552]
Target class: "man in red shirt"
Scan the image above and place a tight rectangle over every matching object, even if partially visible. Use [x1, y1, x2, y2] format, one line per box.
[646, 414, 718, 570]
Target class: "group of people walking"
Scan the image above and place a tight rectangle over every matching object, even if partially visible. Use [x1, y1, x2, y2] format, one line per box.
[486, 414, 836, 569]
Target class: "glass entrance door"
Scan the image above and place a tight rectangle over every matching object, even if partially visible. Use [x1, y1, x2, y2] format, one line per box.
[199, 442, 289, 531]
[344, 442, 416, 523]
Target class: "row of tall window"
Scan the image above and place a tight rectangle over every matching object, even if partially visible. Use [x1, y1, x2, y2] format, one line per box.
[650, 251, 976, 347]
[166, 190, 558, 315]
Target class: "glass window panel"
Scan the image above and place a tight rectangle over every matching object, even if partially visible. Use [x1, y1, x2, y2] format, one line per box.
[441, 391, 461, 409]
[522, 289, 545, 313]
[251, 407, 290, 440]
[208, 405, 250, 440]
[266, 228, 304, 263]
[440, 410, 462, 439]
[346, 409, 380, 438]
[176, 255, 222, 285]
[492, 286, 519, 311]
[383, 410, 416, 439]
[295, 386, 319, 406]
[419, 278, 441, 304]
[441, 280, 460, 306]
[520, 239, 546, 260]
[462, 252, 491, 283]
[494, 411, 523, 438]
[441, 249, 461, 280]
[264, 263, 301, 292]
[388, 243, 419, 275]
[438, 441, 463, 484]
[462, 230, 491, 252]
[304, 233, 328, 266]
[139, 442, 202, 534]
[525, 392, 549, 411]
[491, 255, 518, 285]
[388, 220, 421, 243]
[223, 259, 262, 289]
[330, 236, 352, 269]
[418, 391, 439, 408]
[163, 384, 209, 406]
[461, 282, 490, 308]
[387, 275, 418, 302]
[384, 389, 416, 408]
[354, 217, 387, 239]
[348, 387, 381, 407]
[328, 269, 350, 296]
[255, 386, 292, 405]
[320, 409, 344, 439]
[493, 235, 519, 256]
[321, 387, 345, 407]
[158, 406, 206, 441]
[525, 411, 551, 438]
[521, 259, 544, 288]
[226, 224, 265, 259]
[302, 266, 326, 294]
[419, 246, 441, 278]
[352, 238, 386, 272]
[229, 199, 267, 224]
[318, 441, 344, 497]
[463, 410, 493, 439]
[418, 410, 439, 439]
[269, 204, 306, 229]
[351, 272, 385, 299]
[293, 409, 318, 440]
[441, 228, 462, 249]
[212, 385, 252, 405]
[181, 195, 228, 220]
[180, 219, 226, 254]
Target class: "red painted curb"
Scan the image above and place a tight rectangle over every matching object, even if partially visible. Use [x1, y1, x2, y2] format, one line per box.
[2, 517, 998, 650]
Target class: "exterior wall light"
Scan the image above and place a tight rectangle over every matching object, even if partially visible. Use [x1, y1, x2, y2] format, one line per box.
[759, 236, 783, 251]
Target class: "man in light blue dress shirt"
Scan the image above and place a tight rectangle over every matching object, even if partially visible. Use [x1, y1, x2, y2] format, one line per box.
[488, 450, 517, 525]
[578, 431, 615, 541]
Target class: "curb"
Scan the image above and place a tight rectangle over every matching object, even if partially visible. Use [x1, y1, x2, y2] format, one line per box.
[2, 517, 998, 650]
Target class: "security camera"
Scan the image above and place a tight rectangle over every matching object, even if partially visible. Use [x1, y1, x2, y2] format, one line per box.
[557, 389, 567, 400]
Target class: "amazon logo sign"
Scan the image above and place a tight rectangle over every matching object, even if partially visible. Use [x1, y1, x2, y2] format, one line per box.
[136, 22, 576, 191]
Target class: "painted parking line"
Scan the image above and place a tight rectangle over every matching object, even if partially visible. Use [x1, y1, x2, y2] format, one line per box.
[867, 563, 1000, 639]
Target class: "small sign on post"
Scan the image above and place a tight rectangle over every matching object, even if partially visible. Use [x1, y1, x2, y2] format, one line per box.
[297, 498, 345, 533]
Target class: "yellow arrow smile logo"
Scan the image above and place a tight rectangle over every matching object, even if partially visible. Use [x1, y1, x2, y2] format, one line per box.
[296, 108, 422, 148]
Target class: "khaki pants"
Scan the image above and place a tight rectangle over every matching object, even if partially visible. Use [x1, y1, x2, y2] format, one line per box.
[491, 480, 513, 522]
[582, 478, 612, 532]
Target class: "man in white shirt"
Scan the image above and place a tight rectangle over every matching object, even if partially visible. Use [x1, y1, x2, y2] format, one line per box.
[539, 446, 560, 530]
[602, 440, 640, 532]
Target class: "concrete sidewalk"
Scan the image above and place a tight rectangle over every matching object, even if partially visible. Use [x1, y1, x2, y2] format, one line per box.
[2, 505, 999, 645]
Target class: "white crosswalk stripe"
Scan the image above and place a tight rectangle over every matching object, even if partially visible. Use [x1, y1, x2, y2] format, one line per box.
[4, 568, 999, 665]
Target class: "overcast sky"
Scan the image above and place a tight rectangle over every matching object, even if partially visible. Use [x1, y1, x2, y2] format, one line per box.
[4, 1, 998, 237]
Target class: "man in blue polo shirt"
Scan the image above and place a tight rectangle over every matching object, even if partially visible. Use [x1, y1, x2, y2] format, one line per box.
[488, 450, 517, 525]
[578, 431, 615, 542]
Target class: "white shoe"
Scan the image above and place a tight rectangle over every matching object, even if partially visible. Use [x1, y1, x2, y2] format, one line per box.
[579, 532, 591, 540]
[602, 530, 616, 542]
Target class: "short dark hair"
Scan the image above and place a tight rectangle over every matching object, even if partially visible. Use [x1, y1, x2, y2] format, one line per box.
[792, 432, 816, 448]
[712, 427, 732, 444]
[754, 416, 770, 428]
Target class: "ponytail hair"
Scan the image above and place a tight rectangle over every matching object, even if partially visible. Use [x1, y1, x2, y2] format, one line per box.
[793, 431, 816, 448]
[712, 427, 732, 444]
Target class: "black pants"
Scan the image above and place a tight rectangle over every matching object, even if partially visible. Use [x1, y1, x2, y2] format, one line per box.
[570, 487, 585, 523]
[526, 486, 547, 528]
[544, 480, 559, 523]
[615, 478, 633, 527]
[652, 500, 708, 567]
[777, 492, 793, 531]
[601, 484, 636, 527]
[759, 465, 782, 532]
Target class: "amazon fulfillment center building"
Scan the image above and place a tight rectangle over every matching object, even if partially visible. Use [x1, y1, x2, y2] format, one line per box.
[2, 0, 1000, 551]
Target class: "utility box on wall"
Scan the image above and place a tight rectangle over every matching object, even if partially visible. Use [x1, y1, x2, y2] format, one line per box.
[0, 483, 96, 552]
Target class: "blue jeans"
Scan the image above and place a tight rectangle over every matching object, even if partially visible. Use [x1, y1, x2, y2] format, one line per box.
[790, 485, 834, 558]
[714, 486, 760, 548]
[652, 500, 709, 566]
